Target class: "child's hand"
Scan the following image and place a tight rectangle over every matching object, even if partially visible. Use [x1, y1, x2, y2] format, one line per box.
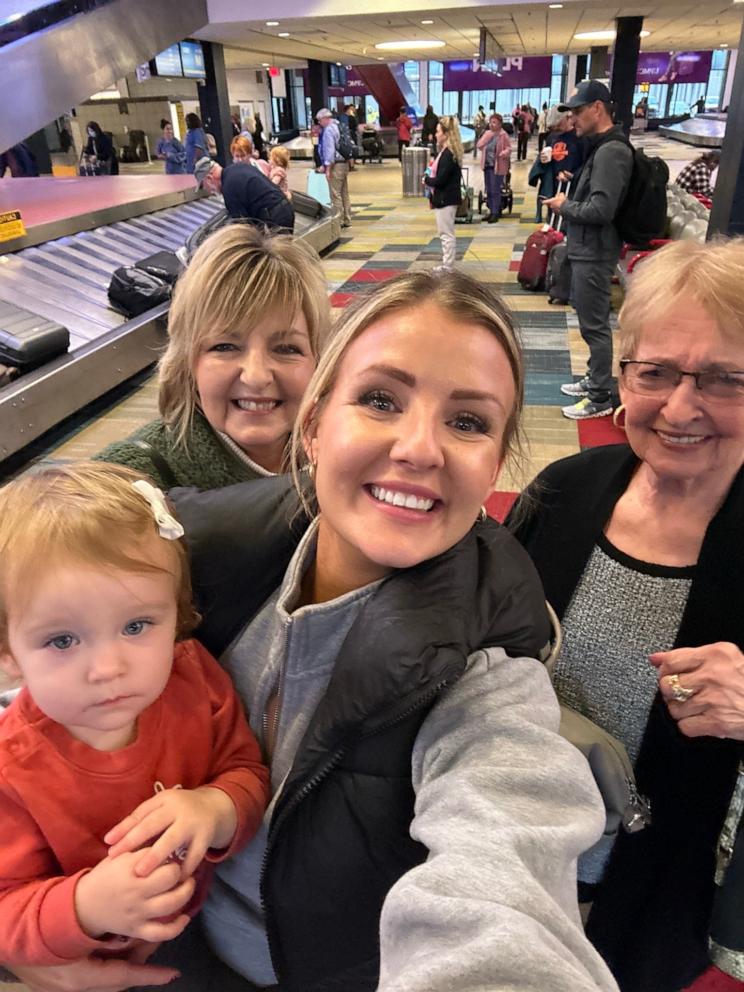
[104, 787, 238, 878]
[74, 852, 194, 942]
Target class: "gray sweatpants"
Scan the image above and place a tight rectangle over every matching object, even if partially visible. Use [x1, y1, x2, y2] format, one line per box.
[569, 258, 617, 403]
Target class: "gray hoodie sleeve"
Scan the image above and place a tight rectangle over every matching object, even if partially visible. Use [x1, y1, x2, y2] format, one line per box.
[559, 142, 633, 227]
[378, 648, 619, 992]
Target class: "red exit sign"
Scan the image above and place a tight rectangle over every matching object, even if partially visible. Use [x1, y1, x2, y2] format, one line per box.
[269, 66, 281, 77]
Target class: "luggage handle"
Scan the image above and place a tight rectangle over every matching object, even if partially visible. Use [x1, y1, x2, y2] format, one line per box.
[545, 179, 570, 233]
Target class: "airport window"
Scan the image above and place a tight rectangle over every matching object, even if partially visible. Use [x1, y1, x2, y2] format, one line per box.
[404, 60, 421, 106]
[429, 61, 443, 114]
[365, 95, 380, 125]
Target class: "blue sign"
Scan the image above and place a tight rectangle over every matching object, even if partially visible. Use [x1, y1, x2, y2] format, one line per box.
[154, 45, 183, 77]
[180, 41, 206, 79]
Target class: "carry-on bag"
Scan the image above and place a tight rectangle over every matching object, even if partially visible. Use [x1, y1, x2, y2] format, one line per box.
[108, 267, 171, 318]
[546, 240, 572, 304]
[0, 301, 70, 373]
[517, 181, 569, 291]
[455, 166, 474, 224]
[135, 251, 183, 286]
[292, 190, 325, 219]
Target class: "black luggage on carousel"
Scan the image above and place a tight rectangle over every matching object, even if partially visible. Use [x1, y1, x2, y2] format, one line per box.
[0, 301, 70, 373]
[546, 241, 572, 304]
[135, 251, 183, 286]
[108, 267, 172, 318]
[291, 190, 324, 219]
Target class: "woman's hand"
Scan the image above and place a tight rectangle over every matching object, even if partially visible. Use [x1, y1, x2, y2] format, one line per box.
[9, 952, 178, 992]
[651, 642, 744, 739]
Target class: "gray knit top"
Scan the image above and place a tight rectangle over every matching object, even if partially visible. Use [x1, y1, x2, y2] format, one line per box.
[554, 534, 695, 882]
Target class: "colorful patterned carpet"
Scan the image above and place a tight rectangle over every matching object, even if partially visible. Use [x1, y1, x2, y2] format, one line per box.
[22, 131, 695, 517]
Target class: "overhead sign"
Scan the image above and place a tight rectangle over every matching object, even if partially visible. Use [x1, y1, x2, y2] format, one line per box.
[327, 67, 371, 97]
[0, 210, 26, 243]
[444, 57, 552, 90]
[635, 51, 712, 85]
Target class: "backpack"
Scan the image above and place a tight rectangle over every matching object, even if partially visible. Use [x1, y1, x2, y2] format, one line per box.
[336, 118, 357, 161]
[514, 112, 525, 133]
[597, 133, 669, 246]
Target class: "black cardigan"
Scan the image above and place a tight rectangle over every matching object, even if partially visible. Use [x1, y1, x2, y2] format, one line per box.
[424, 147, 462, 208]
[509, 444, 744, 992]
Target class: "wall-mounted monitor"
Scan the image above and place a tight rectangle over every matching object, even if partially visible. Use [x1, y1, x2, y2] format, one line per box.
[180, 40, 206, 78]
[152, 44, 183, 77]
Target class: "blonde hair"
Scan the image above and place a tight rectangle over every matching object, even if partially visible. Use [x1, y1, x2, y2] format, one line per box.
[159, 224, 330, 444]
[438, 116, 463, 165]
[230, 135, 253, 159]
[618, 237, 744, 358]
[290, 270, 525, 516]
[270, 146, 289, 169]
[0, 462, 198, 652]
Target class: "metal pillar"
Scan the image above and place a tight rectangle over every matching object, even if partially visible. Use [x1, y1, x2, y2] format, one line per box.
[708, 19, 744, 235]
[611, 16, 643, 134]
[198, 41, 232, 166]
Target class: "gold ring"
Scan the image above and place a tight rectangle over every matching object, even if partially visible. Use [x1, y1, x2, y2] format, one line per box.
[668, 673, 695, 703]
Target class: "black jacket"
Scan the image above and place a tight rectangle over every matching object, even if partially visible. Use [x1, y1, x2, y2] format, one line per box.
[424, 147, 462, 209]
[508, 445, 744, 992]
[172, 476, 551, 991]
[221, 163, 294, 230]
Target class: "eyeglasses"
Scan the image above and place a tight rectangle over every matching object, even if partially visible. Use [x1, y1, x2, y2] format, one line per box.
[619, 360, 744, 404]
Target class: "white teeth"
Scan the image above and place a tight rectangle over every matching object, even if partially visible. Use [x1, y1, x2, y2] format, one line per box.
[369, 485, 435, 512]
[657, 431, 706, 445]
[236, 399, 278, 412]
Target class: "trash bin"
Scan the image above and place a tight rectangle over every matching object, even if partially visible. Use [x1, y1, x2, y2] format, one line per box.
[402, 146, 429, 197]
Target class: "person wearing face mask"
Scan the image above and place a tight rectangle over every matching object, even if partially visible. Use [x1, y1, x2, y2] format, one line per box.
[509, 238, 744, 992]
[95, 225, 328, 488]
[82, 121, 118, 175]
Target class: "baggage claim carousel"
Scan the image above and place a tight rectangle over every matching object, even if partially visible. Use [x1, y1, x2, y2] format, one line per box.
[0, 175, 339, 463]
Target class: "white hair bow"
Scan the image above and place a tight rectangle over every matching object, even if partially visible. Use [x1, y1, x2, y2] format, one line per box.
[131, 480, 185, 541]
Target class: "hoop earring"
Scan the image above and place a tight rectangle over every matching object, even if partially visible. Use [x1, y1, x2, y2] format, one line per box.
[612, 404, 626, 430]
[307, 461, 315, 479]
[478, 505, 488, 523]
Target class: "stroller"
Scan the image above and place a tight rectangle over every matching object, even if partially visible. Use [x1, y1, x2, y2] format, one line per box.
[360, 126, 384, 164]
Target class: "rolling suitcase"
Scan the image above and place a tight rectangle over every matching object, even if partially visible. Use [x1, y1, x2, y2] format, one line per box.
[546, 241, 572, 304]
[456, 166, 474, 224]
[517, 181, 568, 291]
[0, 301, 70, 373]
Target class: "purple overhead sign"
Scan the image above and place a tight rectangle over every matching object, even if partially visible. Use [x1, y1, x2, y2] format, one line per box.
[444, 57, 552, 91]
[635, 51, 712, 85]
[328, 68, 371, 98]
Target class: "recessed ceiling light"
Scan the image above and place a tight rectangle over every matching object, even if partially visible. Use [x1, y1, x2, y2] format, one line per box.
[266, 20, 279, 26]
[421, 19, 434, 24]
[549, 3, 563, 8]
[720, 42, 729, 46]
[574, 29, 650, 40]
[375, 39, 446, 50]
[261, 62, 270, 67]
[278, 32, 290, 37]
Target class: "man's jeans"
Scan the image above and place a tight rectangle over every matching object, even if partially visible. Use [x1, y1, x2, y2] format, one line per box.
[570, 258, 617, 403]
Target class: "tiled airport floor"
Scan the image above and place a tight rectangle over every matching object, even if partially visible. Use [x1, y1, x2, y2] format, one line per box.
[24, 132, 694, 515]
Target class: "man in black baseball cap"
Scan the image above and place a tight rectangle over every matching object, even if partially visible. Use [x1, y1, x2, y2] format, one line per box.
[543, 80, 633, 420]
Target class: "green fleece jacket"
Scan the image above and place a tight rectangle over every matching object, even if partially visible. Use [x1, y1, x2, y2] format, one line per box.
[94, 410, 264, 490]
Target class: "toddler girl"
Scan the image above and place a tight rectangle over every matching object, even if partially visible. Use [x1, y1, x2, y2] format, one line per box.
[0, 462, 269, 966]
[269, 146, 291, 199]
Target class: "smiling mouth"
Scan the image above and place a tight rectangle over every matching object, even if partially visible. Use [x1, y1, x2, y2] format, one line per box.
[234, 399, 281, 412]
[368, 484, 437, 512]
[655, 430, 709, 446]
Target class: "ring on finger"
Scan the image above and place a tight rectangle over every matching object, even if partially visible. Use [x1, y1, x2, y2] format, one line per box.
[668, 673, 695, 703]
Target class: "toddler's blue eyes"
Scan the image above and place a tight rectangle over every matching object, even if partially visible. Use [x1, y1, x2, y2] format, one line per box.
[46, 634, 75, 651]
[123, 620, 149, 636]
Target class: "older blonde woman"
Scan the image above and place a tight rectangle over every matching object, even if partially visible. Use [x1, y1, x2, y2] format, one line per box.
[97, 225, 329, 487]
[423, 116, 463, 273]
[13, 271, 619, 992]
[510, 239, 744, 992]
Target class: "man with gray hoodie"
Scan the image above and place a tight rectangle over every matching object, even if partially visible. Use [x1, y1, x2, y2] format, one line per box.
[543, 81, 633, 421]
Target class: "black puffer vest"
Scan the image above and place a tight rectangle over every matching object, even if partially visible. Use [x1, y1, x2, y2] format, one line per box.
[173, 477, 551, 992]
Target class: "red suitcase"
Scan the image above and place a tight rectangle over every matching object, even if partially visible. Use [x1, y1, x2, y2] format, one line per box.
[517, 225, 564, 291]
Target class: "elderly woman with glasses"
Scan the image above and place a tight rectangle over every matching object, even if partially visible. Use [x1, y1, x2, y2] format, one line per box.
[509, 238, 744, 992]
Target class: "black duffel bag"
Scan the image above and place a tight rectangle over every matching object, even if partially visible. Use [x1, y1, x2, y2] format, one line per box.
[108, 266, 172, 318]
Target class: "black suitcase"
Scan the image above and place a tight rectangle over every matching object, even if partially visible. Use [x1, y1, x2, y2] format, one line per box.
[135, 251, 183, 286]
[546, 241, 572, 305]
[0, 301, 70, 373]
[292, 190, 324, 219]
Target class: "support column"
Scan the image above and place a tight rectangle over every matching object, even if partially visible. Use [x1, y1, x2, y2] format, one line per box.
[611, 16, 643, 134]
[590, 46, 610, 80]
[307, 60, 329, 119]
[722, 50, 738, 110]
[576, 54, 588, 83]
[197, 41, 232, 166]
[709, 19, 744, 235]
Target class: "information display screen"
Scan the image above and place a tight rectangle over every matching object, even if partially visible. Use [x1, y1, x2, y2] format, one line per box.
[180, 41, 206, 78]
[153, 44, 183, 77]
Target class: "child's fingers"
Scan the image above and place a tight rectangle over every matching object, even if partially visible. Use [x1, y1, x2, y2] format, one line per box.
[180, 838, 210, 881]
[133, 823, 193, 877]
[108, 806, 175, 859]
[145, 876, 196, 918]
[137, 913, 191, 945]
[105, 796, 164, 847]
[139, 860, 183, 897]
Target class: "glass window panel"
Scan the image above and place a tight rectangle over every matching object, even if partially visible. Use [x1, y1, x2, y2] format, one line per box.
[365, 96, 379, 125]
[443, 91, 458, 115]
[429, 80, 443, 113]
[429, 60, 443, 80]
